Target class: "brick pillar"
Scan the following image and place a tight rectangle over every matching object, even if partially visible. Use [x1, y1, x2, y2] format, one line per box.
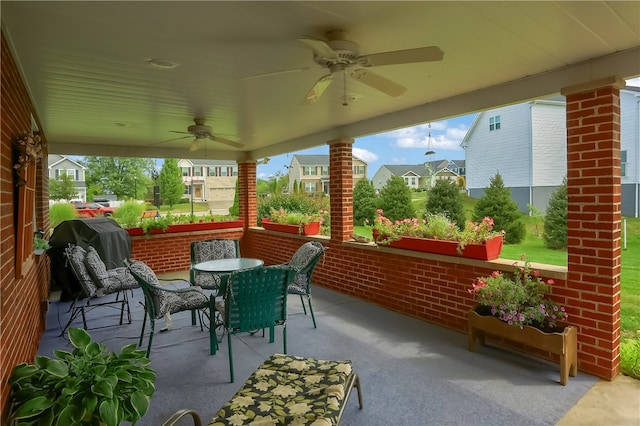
[328, 138, 354, 242]
[561, 76, 626, 380]
[237, 161, 257, 228]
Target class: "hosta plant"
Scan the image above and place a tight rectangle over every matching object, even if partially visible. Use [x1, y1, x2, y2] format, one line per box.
[9, 328, 156, 426]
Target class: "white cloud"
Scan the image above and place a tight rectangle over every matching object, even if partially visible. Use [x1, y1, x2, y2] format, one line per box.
[388, 121, 468, 151]
[353, 147, 379, 163]
[390, 157, 407, 164]
[627, 77, 640, 87]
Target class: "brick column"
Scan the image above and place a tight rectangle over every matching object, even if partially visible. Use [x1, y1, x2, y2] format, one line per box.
[237, 161, 257, 228]
[328, 138, 354, 242]
[561, 76, 626, 380]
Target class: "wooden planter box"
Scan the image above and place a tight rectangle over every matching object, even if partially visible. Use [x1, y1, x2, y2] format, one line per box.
[373, 232, 503, 260]
[126, 220, 243, 236]
[261, 219, 320, 236]
[467, 308, 578, 385]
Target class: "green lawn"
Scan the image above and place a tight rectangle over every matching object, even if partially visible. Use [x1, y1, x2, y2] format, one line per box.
[158, 202, 211, 213]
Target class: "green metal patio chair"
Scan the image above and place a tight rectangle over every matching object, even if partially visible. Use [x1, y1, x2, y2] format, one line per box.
[277, 241, 327, 328]
[189, 238, 240, 294]
[125, 259, 210, 357]
[212, 265, 292, 382]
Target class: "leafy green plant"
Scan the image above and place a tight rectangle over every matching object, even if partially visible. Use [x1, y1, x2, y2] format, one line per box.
[9, 328, 156, 426]
[49, 203, 78, 229]
[426, 179, 466, 230]
[544, 177, 568, 249]
[34, 237, 51, 251]
[620, 338, 640, 379]
[113, 200, 145, 229]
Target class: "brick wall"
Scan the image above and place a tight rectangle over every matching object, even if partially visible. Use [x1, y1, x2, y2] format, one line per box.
[563, 78, 624, 380]
[130, 229, 244, 273]
[1, 30, 51, 422]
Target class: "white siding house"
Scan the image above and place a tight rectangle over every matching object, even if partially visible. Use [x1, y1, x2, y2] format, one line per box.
[372, 160, 466, 191]
[288, 155, 367, 194]
[178, 159, 237, 210]
[47, 154, 87, 201]
[461, 88, 640, 217]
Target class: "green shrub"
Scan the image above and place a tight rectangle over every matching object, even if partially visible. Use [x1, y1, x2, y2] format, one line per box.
[543, 178, 568, 249]
[621, 338, 640, 379]
[49, 203, 78, 229]
[113, 200, 145, 229]
[257, 193, 328, 225]
[353, 179, 377, 226]
[378, 176, 415, 222]
[426, 179, 466, 230]
[472, 173, 526, 244]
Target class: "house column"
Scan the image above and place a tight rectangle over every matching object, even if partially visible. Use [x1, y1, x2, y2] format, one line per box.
[561, 76, 626, 380]
[237, 160, 257, 228]
[328, 138, 354, 242]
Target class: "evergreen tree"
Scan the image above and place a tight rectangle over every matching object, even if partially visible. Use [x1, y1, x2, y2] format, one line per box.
[229, 178, 239, 216]
[353, 178, 378, 226]
[472, 173, 526, 244]
[378, 176, 415, 221]
[49, 172, 80, 201]
[159, 158, 184, 208]
[426, 179, 466, 229]
[543, 177, 568, 249]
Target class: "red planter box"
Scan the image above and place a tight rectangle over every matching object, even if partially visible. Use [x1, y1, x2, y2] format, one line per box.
[373, 231, 503, 260]
[126, 220, 244, 236]
[261, 219, 320, 236]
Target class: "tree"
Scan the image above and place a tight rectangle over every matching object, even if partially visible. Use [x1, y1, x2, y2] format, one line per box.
[426, 179, 466, 229]
[229, 179, 239, 216]
[543, 178, 568, 249]
[82, 156, 155, 199]
[472, 173, 526, 244]
[353, 179, 378, 226]
[158, 158, 184, 208]
[378, 176, 414, 221]
[49, 173, 79, 201]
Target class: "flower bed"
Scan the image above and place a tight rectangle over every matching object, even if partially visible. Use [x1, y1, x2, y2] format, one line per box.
[377, 233, 503, 260]
[126, 220, 243, 236]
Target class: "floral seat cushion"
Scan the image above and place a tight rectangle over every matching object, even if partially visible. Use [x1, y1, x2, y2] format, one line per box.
[191, 239, 238, 290]
[84, 246, 138, 292]
[67, 245, 99, 297]
[209, 354, 356, 426]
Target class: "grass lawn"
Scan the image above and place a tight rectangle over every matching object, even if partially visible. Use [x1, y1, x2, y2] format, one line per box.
[158, 202, 211, 213]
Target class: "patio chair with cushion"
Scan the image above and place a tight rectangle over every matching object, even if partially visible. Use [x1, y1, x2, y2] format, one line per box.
[277, 241, 327, 328]
[125, 259, 210, 357]
[190, 238, 240, 294]
[212, 265, 292, 382]
[62, 244, 138, 336]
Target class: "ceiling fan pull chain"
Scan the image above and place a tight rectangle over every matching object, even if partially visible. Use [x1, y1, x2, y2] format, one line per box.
[342, 70, 349, 107]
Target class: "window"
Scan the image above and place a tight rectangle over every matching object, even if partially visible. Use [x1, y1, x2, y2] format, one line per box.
[353, 165, 365, 175]
[232, 166, 238, 176]
[193, 166, 203, 176]
[304, 182, 317, 192]
[57, 169, 77, 180]
[321, 166, 329, 176]
[303, 166, 316, 176]
[181, 167, 190, 177]
[621, 150, 627, 177]
[489, 115, 501, 131]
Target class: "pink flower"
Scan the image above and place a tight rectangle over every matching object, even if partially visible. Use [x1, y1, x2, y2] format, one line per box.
[491, 271, 500, 278]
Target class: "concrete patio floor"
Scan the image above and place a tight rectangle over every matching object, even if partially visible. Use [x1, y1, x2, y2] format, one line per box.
[37, 271, 638, 425]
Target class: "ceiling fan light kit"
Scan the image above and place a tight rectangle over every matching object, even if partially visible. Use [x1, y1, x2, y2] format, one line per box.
[163, 118, 244, 151]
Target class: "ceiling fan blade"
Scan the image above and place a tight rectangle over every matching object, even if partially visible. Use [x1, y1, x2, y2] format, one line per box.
[297, 37, 339, 61]
[189, 138, 202, 152]
[351, 69, 406, 97]
[238, 67, 309, 80]
[210, 135, 244, 148]
[359, 46, 444, 67]
[150, 135, 191, 146]
[169, 130, 192, 135]
[304, 74, 334, 104]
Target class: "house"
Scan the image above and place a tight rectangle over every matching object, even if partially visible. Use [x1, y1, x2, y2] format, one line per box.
[178, 159, 238, 208]
[461, 88, 640, 217]
[47, 154, 87, 201]
[372, 160, 466, 191]
[287, 155, 368, 194]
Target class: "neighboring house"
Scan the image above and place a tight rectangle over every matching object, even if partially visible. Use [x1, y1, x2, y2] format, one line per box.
[372, 160, 466, 191]
[178, 159, 238, 207]
[461, 87, 639, 217]
[47, 154, 87, 201]
[287, 155, 368, 194]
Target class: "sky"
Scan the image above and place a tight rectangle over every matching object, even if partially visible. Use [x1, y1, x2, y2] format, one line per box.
[256, 77, 640, 181]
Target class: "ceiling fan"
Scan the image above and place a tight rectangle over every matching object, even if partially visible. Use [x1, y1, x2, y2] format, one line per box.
[163, 118, 244, 151]
[298, 30, 443, 104]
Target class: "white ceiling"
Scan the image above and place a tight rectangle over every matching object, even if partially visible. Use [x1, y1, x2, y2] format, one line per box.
[2, 1, 639, 162]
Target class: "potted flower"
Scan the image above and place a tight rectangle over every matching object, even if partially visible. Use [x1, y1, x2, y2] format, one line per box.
[262, 208, 326, 235]
[467, 257, 577, 385]
[366, 209, 504, 260]
[33, 236, 51, 255]
[8, 327, 156, 425]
